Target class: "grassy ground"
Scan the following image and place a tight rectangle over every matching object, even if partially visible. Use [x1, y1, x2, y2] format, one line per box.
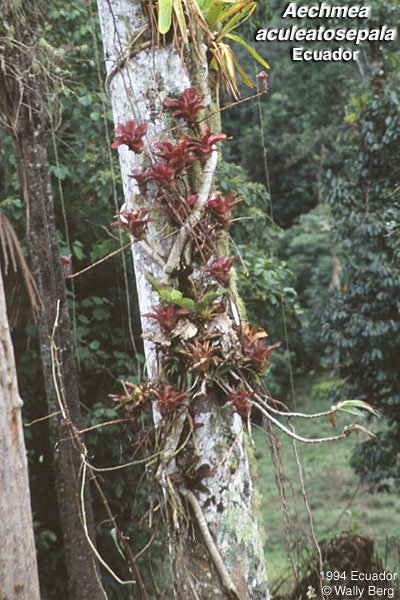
[253, 375, 400, 593]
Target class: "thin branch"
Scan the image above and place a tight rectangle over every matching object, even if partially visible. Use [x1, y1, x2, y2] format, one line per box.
[50, 303, 148, 596]
[82, 418, 193, 473]
[289, 424, 325, 598]
[254, 391, 336, 421]
[67, 243, 131, 279]
[24, 410, 61, 427]
[139, 239, 166, 269]
[255, 402, 348, 444]
[50, 300, 67, 420]
[230, 369, 337, 420]
[104, 27, 150, 97]
[184, 490, 240, 600]
[164, 150, 218, 278]
[66, 239, 165, 279]
[220, 376, 348, 443]
[80, 461, 136, 586]
[78, 417, 133, 434]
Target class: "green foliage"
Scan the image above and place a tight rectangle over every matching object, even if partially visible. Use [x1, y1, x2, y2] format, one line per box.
[148, 274, 228, 312]
[0, 1, 161, 596]
[277, 206, 335, 371]
[255, 382, 400, 591]
[217, 162, 295, 323]
[156, 0, 269, 95]
[217, 161, 301, 397]
[311, 379, 346, 404]
[222, 4, 354, 227]
[323, 74, 400, 491]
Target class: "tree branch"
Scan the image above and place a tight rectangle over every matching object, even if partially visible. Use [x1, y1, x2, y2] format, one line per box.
[184, 490, 240, 600]
[164, 150, 218, 279]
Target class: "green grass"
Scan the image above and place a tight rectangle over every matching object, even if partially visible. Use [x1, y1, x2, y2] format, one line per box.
[253, 375, 400, 591]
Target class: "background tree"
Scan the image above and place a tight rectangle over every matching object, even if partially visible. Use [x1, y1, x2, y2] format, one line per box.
[323, 48, 400, 491]
[0, 3, 104, 597]
[0, 212, 40, 600]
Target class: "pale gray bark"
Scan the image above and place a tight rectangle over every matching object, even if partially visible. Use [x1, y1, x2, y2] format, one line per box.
[97, 1, 269, 597]
[0, 268, 40, 600]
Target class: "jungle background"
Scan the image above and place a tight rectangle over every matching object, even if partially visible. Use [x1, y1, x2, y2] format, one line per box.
[0, 0, 399, 598]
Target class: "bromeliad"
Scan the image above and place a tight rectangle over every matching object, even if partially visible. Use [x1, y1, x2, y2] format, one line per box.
[205, 256, 237, 285]
[163, 87, 206, 123]
[111, 120, 147, 153]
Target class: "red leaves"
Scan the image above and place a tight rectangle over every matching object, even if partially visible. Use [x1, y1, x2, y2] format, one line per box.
[154, 384, 186, 412]
[243, 340, 282, 374]
[130, 169, 150, 194]
[146, 161, 177, 190]
[183, 125, 227, 158]
[163, 192, 198, 223]
[154, 139, 196, 172]
[111, 120, 147, 153]
[144, 303, 189, 331]
[240, 322, 281, 374]
[131, 161, 177, 193]
[164, 87, 206, 123]
[108, 96, 283, 465]
[207, 192, 239, 226]
[111, 209, 153, 241]
[228, 389, 254, 418]
[112, 380, 186, 417]
[140, 125, 226, 190]
[205, 256, 237, 285]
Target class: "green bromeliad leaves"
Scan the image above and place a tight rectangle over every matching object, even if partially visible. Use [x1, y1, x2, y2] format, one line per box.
[158, 0, 173, 35]
[147, 274, 227, 313]
[156, 0, 269, 94]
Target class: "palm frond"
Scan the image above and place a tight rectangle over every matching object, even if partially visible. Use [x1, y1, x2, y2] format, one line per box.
[0, 210, 42, 326]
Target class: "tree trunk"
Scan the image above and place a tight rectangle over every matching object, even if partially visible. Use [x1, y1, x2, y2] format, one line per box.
[0, 267, 41, 600]
[11, 86, 104, 600]
[96, 2, 269, 598]
[0, 11, 104, 599]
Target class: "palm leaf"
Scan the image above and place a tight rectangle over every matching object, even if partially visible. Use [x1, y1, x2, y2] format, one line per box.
[0, 210, 41, 327]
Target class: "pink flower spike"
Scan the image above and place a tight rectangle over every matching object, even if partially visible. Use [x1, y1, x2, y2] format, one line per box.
[257, 71, 269, 93]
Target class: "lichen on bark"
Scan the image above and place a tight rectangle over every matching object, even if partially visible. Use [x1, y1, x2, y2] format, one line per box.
[96, 0, 270, 597]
